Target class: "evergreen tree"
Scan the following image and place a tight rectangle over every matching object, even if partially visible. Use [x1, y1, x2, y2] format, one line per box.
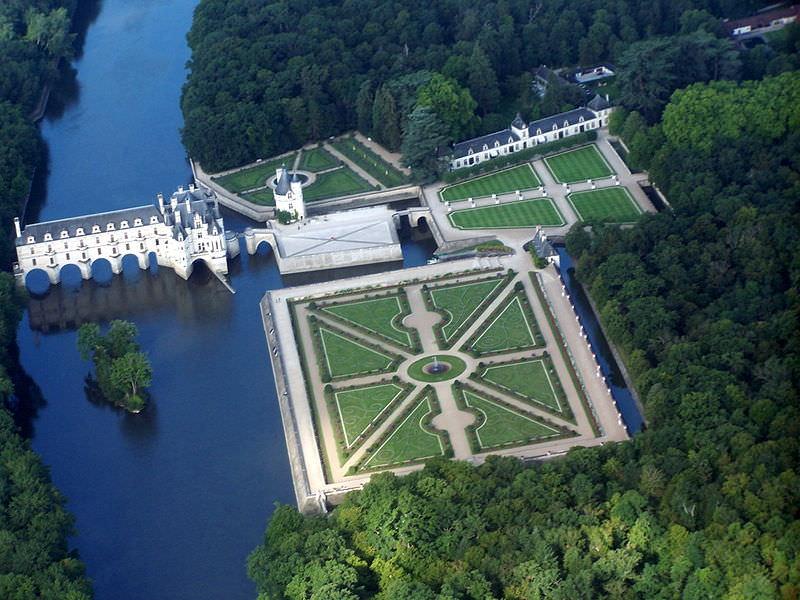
[400, 105, 449, 181]
[371, 86, 401, 151]
[355, 80, 373, 135]
[466, 45, 499, 114]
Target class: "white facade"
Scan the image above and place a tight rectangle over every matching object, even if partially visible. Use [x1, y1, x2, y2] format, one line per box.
[449, 96, 614, 171]
[14, 185, 235, 285]
[273, 167, 306, 221]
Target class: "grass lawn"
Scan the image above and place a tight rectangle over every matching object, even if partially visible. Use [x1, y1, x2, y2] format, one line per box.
[462, 390, 559, 449]
[242, 189, 274, 206]
[449, 198, 564, 229]
[322, 295, 414, 349]
[303, 167, 375, 201]
[568, 187, 642, 223]
[330, 138, 407, 188]
[363, 394, 445, 468]
[471, 296, 537, 354]
[440, 164, 541, 202]
[544, 145, 615, 183]
[299, 146, 339, 172]
[213, 154, 296, 193]
[334, 383, 405, 447]
[480, 359, 562, 412]
[318, 327, 395, 378]
[429, 277, 507, 342]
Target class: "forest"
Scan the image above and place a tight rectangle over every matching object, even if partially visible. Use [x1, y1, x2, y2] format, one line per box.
[180, 0, 775, 174]
[0, 0, 92, 597]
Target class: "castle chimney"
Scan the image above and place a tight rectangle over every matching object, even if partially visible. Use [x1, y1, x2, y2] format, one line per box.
[157, 193, 165, 213]
[185, 197, 191, 215]
[13, 217, 21, 238]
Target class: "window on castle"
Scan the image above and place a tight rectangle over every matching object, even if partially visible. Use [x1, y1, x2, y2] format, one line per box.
[106, 223, 115, 231]
[66, 253, 70, 260]
[32, 258, 36, 266]
[30, 247, 34, 255]
[76, 228, 84, 236]
[60, 230, 68, 238]
[92, 225, 100, 233]
[121, 221, 129, 228]
[27, 236, 35, 244]
[134, 219, 142, 226]
[44, 233, 52, 241]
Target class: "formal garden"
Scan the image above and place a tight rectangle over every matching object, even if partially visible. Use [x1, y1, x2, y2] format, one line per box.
[448, 197, 565, 229]
[439, 163, 541, 202]
[567, 187, 642, 223]
[543, 144, 615, 183]
[286, 268, 591, 479]
[330, 136, 409, 188]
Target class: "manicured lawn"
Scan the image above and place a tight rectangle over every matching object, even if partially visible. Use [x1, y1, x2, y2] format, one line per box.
[213, 154, 295, 193]
[407, 355, 467, 383]
[303, 167, 375, 201]
[330, 138, 407, 188]
[322, 295, 413, 348]
[242, 189, 274, 206]
[462, 390, 559, 449]
[299, 146, 339, 172]
[544, 145, 615, 183]
[440, 164, 541, 202]
[334, 383, 405, 447]
[318, 327, 395, 378]
[471, 296, 537, 354]
[480, 359, 562, 412]
[449, 198, 564, 229]
[568, 187, 642, 223]
[429, 278, 507, 342]
[363, 395, 445, 468]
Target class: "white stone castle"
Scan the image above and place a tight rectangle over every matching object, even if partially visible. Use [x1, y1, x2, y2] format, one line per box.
[273, 166, 306, 221]
[449, 93, 613, 170]
[14, 185, 238, 285]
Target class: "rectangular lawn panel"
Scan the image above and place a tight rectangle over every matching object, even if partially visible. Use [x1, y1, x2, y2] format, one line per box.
[299, 147, 339, 172]
[449, 198, 564, 229]
[362, 394, 445, 469]
[440, 164, 541, 202]
[462, 390, 560, 450]
[334, 383, 405, 448]
[481, 359, 562, 413]
[429, 277, 508, 344]
[330, 138, 407, 188]
[318, 326, 395, 378]
[544, 145, 615, 183]
[321, 295, 414, 349]
[213, 154, 295, 193]
[302, 167, 375, 201]
[470, 295, 538, 354]
[568, 187, 642, 223]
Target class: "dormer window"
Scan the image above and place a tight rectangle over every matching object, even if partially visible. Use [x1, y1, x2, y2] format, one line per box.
[467, 148, 474, 155]
[76, 227, 84, 236]
[494, 141, 500, 148]
[44, 233, 52, 241]
[60, 230, 69, 238]
[134, 218, 142, 226]
[120, 220, 129, 228]
[92, 225, 101, 233]
[507, 137, 513, 144]
[150, 216, 159, 224]
[536, 128, 542, 135]
[483, 144, 489, 151]
[106, 223, 115, 231]
[552, 124, 558, 131]
[27, 236, 35, 244]
[578, 116, 585, 123]
[563, 120, 569, 127]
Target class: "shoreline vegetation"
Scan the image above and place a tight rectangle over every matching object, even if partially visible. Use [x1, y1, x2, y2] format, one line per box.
[0, 1, 93, 596]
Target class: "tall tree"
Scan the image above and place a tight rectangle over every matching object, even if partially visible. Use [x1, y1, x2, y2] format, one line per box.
[371, 86, 401, 151]
[466, 45, 500, 114]
[400, 105, 449, 181]
[355, 80, 373, 135]
[416, 73, 477, 140]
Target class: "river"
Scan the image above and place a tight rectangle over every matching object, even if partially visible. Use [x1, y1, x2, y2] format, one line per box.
[15, 1, 433, 598]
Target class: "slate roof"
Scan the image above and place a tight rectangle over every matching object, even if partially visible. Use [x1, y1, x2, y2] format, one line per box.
[275, 167, 291, 195]
[452, 129, 521, 159]
[511, 113, 526, 130]
[528, 108, 596, 135]
[18, 205, 162, 245]
[587, 94, 611, 111]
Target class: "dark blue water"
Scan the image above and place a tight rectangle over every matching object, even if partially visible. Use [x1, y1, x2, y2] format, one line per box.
[556, 247, 645, 434]
[16, 1, 433, 599]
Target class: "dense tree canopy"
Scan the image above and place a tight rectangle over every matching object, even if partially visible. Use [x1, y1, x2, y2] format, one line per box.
[181, 0, 763, 172]
[248, 68, 800, 600]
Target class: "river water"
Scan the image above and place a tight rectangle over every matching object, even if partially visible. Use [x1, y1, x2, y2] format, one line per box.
[15, 1, 433, 598]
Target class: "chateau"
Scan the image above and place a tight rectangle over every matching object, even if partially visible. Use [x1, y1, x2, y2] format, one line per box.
[14, 185, 237, 284]
[449, 94, 613, 171]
